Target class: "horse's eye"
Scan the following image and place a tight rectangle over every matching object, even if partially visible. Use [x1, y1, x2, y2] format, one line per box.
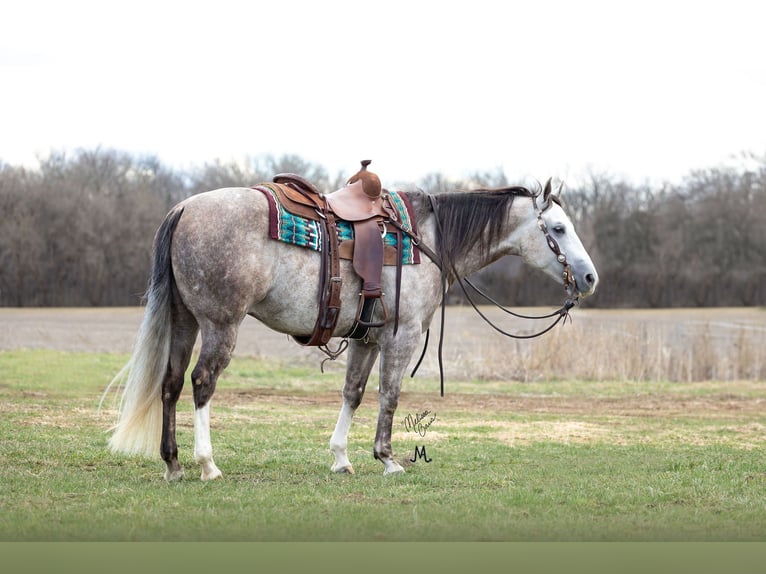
[553, 225, 565, 235]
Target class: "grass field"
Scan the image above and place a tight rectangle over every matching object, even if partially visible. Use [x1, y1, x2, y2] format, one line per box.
[1, 345, 765, 541]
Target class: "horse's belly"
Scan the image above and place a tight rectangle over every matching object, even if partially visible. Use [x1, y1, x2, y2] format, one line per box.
[249, 263, 363, 337]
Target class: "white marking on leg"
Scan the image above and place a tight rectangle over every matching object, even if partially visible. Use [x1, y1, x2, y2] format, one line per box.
[329, 402, 355, 474]
[375, 437, 404, 476]
[194, 402, 222, 481]
[382, 459, 405, 476]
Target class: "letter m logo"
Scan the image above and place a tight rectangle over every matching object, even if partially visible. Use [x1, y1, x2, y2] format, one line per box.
[409, 445, 432, 463]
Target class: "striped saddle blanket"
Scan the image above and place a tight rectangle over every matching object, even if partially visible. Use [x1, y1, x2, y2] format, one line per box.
[256, 185, 421, 265]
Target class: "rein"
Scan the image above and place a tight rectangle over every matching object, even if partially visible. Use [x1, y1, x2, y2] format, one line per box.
[412, 193, 579, 396]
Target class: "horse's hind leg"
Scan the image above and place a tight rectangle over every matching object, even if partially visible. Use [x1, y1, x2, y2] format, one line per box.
[191, 321, 239, 481]
[161, 299, 199, 482]
[330, 340, 379, 474]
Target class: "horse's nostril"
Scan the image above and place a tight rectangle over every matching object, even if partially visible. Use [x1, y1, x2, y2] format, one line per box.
[585, 273, 595, 286]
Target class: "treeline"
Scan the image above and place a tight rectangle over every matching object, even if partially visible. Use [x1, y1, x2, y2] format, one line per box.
[0, 150, 344, 307]
[1, 148, 765, 308]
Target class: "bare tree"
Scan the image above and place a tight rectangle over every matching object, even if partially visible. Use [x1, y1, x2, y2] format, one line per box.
[1, 147, 765, 307]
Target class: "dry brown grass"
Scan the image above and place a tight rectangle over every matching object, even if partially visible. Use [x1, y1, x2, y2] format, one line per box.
[2, 306, 765, 382]
[420, 306, 766, 382]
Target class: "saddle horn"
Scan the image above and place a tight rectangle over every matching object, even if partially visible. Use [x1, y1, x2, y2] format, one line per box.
[347, 159, 382, 199]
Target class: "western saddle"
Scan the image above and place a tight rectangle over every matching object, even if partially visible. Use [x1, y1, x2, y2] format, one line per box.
[265, 160, 410, 349]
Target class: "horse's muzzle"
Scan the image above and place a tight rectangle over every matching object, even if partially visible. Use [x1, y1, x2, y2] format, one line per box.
[574, 267, 598, 298]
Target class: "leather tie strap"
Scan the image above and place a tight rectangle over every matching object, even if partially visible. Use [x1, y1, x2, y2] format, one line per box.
[295, 202, 343, 347]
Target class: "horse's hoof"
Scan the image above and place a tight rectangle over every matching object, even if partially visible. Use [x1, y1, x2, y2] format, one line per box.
[331, 464, 355, 475]
[201, 469, 223, 481]
[164, 469, 185, 482]
[383, 465, 405, 476]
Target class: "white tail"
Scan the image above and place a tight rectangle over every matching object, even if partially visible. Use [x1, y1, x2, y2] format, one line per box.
[102, 207, 184, 458]
[105, 297, 171, 456]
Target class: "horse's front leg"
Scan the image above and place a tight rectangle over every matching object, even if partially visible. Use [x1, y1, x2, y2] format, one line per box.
[374, 328, 422, 475]
[329, 339, 380, 474]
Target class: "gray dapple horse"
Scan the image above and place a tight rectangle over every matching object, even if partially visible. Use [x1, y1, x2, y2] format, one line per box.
[104, 176, 598, 480]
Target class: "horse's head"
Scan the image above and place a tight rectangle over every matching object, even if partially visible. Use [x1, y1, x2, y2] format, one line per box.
[517, 179, 598, 300]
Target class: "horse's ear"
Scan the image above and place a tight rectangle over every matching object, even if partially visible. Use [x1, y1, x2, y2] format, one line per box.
[543, 178, 553, 203]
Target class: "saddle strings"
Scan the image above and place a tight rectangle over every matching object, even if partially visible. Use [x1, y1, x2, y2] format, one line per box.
[318, 338, 349, 373]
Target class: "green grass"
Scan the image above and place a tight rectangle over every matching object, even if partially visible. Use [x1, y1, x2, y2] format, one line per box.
[1, 349, 765, 541]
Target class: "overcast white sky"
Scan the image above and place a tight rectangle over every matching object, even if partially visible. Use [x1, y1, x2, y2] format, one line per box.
[2, 0, 765, 186]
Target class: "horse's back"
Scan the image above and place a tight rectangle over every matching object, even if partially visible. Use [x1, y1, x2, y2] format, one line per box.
[169, 187, 343, 335]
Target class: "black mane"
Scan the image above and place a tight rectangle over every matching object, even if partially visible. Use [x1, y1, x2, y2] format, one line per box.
[431, 186, 538, 266]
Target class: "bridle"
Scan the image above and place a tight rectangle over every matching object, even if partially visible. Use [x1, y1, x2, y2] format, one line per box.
[531, 192, 578, 297]
[413, 191, 580, 396]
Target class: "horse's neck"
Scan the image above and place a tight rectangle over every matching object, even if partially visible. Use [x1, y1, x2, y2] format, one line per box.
[449, 227, 523, 279]
[421, 193, 529, 280]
